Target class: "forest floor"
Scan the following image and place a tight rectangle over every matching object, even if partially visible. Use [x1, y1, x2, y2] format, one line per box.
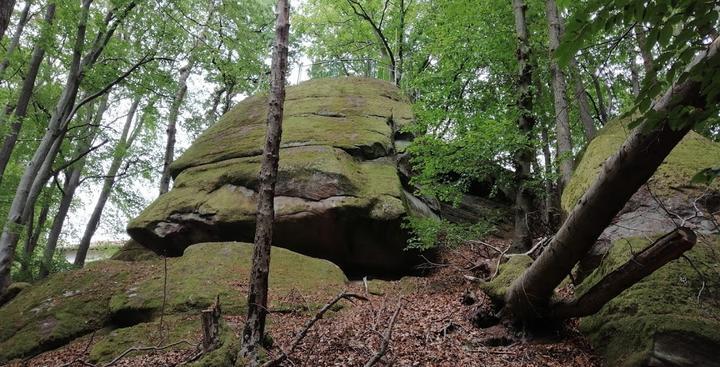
[16, 238, 600, 367]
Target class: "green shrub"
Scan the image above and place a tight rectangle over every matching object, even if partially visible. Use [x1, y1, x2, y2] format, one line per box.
[403, 216, 494, 251]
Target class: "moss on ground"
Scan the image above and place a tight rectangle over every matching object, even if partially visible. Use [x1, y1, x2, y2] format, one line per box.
[170, 77, 413, 176]
[479, 255, 532, 304]
[1, 242, 347, 363]
[0, 261, 139, 362]
[561, 118, 720, 211]
[578, 236, 720, 366]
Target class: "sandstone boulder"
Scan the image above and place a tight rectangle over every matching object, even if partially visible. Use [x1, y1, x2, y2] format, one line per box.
[128, 78, 422, 276]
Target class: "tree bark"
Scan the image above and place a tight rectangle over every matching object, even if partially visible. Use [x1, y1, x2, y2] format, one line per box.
[570, 60, 597, 140]
[510, 0, 536, 252]
[239, 0, 290, 363]
[548, 228, 696, 319]
[0, 3, 57, 185]
[159, 61, 193, 195]
[0, 0, 93, 296]
[0, 0, 16, 42]
[589, 72, 608, 124]
[546, 0, 573, 191]
[19, 196, 50, 276]
[39, 96, 108, 278]
[0, 0, 31, 79]
[540, 126, 553, 227]
[635, 24, 655, 80]
[505, 36, 720, 321]
[74, 97, 141, 267]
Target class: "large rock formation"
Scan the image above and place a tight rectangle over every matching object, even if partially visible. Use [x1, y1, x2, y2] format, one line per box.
[128, 78, 422, 277]
[563, 118, 720, 367]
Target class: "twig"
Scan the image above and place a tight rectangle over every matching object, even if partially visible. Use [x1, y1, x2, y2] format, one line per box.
[363, 301, 403, 367]
[262, 291, 368, 367]
[103, 340, 197, 367]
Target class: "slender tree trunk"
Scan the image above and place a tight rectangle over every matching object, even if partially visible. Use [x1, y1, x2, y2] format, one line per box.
[395, 0, 405, 86]
[239, 0, 290, 363]
[0, 3, 57, 184]
[546, 0, 573, 191]
[510, 0, 536, 252]
[505, 36, 720, 321]
[540, 126, 553, 227]
[630, 56, 641, 97]
[570, 60, 597, 140]
[635, 24, 655, 79]
[19, 197, 50, 276]
[39, 96, 108, 278]
[590, 72, 608, 124]
[74, 97, 141, 267]
[0, 0, 31, 79]
[0, 0, 93, 295]
[159, 62, 193, 195]
[0, 0, 16, 42]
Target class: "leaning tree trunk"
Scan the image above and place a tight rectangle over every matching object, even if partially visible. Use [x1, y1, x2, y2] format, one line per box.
[590, 72, 609, 124]
[0, 3, 57, 185]
[74, 97, 141, 267]
[505, 36, 720, 321]
[239, 0, 290, 364]
[0, 0, 16, 42]
[159, 62, 193, 195]
[510, 0, 536, 252]
[0, 0, 92, 296]
[546, 0, 573, 191]
[19, 197, 50, 276]
[0, 0, 31, 79]
[39, 96, 108, 278]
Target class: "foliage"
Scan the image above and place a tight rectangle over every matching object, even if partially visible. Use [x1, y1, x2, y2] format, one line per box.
[403, 216, 494, 251]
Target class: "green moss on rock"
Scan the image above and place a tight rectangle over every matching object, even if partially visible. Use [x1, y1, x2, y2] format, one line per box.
[170, 78, 412, 175]
[578, 237, 720, 367]
[480, 255, 532, 304]
[561, 118, 720, 211]
[0, 242, 346, 363]
[110, 240, 159, 262]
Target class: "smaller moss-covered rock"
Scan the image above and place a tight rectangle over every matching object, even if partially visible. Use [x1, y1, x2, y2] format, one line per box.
[480, 255, 532, 304]
[110, 240, 159, 262]
[578, 237, 720, 367]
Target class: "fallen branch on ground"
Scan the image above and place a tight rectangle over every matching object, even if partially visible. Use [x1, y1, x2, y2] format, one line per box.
[364, 301, 403, 367]
[262, 291, 369, 367]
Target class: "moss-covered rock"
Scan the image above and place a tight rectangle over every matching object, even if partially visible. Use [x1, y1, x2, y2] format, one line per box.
[128, 77, 422, 277]
[110, 240, 159, 262]
[561, 118, 720, 212]
[578, 237, 720, 367]
[0, 242, 346, 363]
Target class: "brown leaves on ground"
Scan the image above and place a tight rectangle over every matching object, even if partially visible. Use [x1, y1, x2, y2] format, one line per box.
[14, 239, 600, 366]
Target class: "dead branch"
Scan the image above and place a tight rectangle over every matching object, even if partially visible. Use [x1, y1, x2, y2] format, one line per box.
[262, 291, 368, 367]
[363, 301, 403, 367]
[548, 227, 696, 319]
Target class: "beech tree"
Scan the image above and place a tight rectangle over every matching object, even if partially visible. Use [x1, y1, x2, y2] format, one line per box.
[239, 0, 290, 363]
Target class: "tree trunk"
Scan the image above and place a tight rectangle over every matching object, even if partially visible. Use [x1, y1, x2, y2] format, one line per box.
[546, 0, 573, 191]
[570, 59, 597, 140]
[395, 0, 405, 86]
[239, 0, 290, 363]
[0, 0, 31, 79]
[0, 3, 57, 185]
[505, 36, 720, 321]
[589, 72, 608, 124]
[635, 24, 655, 79]
[74, 97, 141, 267]
[549, 228, 696, 319]
[510, 0, 536, 252]
[19, 197, 50, 276]
[0, 0, 93, 296]
[540, 126, 553, 227]
[630, 56, 641, 97]
[39, 96, 108, 278]
[159, 62, 193, 195]
[0, 0, 16, 42]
